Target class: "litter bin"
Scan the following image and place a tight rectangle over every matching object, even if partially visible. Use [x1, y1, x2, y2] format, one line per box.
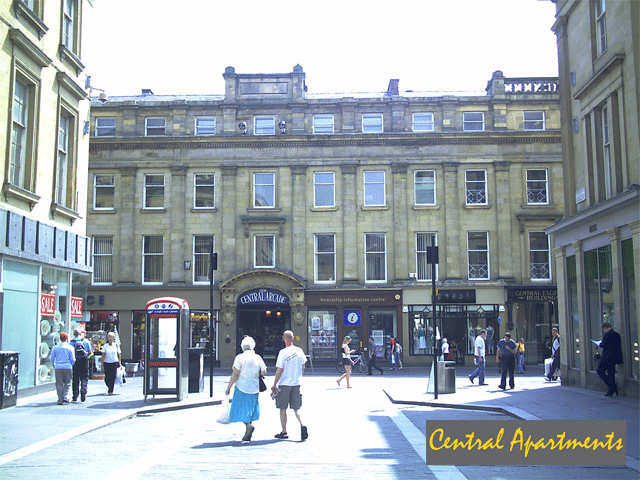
[0, 351, 19, 409]
[427, 360, 456, 394]
[188, 348, 204, 394]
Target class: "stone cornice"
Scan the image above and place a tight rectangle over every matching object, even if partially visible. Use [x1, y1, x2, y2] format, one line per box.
[90, 132, 561, 152]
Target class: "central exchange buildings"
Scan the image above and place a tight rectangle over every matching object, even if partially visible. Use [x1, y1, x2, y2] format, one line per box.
[85, 66, 563, 370]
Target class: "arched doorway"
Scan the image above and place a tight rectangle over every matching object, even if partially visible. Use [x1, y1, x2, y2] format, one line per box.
[236, 288, 291, 360]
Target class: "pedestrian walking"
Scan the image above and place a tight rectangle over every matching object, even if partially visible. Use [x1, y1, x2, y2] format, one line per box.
[516, 338, 525, 374]
[496, 332, 517, 390]
[388, 336, 398, 370]
[544, 328, 561, 382]
[597, 322, 623, 396]
[468, 329, 488, 386]
[50, 332, 75, 405]
[367, 336, 384, 375]
[101, 332, 121, 395]
[440, 338, 449, 362]
[70, 328, 93, 402]
[225, 336, 267, 442]
[337, 336, 355, 388]
[271, 330, 308, 441]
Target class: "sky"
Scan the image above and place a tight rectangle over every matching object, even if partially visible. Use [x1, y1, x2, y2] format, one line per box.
[82, 0, 560, 97]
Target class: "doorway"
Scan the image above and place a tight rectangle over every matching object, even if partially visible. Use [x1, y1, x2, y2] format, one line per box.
[237, 305, 290, 360]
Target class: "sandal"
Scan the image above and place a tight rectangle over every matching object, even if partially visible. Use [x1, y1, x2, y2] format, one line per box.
[274, 432, 288, 439]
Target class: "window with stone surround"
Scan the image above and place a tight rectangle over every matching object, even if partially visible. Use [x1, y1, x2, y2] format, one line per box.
[315, 234, 336, 283]
[416, 233, 438, 281]
[10, 78, 34, 190]
[95, 117, 116, 136]
[412, 113, 434, 132]
[596, 0, 607, 56]
[62, 0, 77, 52]
[523, 111, 545, 130]
[145, 117, 166, 136]
[365, 233, 386, 283]
[94, 174, 114, 210]
[463, 112, 484, 131]
[143, 174, 164, 209]
[143, 235, 163, 284]
[194, 173, 215, 209]
[314, 172, 335, 208]
[415, 170, 436, 205]
[195, 117, 216, 135]
[254, 234, 275, 268]
[313, 114, 334, 134]
[529, 232, 551, 281]
[253, 172, 275, 208]
[364, 171, 385, 207]
[465, 170, 487, 205]
[56, 111, 75, 208]
[193, 235, 214, 283]
[254, 116, 275, 135]
[92, 236, 113, 285]
[526, 169, 548, 204]
[468, 231, 489, 280]
[362, 113, 383, 133]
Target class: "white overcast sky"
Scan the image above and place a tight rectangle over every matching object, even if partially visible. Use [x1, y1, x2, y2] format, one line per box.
[82, 0, 559, 97]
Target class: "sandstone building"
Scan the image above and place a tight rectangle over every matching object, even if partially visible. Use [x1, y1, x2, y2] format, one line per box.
[548, 0, 639, 397]
[87, 66, 562, 369]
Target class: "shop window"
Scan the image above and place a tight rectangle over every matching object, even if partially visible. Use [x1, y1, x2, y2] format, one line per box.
[409, 307, 435, 356]
[86, 311, 120, 357]
[132, 311, 145, 363]
[190, 310, 212, 351]
[194, 173, 215, 209]
[567, 255, 580, 369]
[308, 310, 336, 360]
[622, 239, 638, 381]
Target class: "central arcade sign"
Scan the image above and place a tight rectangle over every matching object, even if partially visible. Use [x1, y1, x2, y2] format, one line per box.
[238, 288, 289, 306]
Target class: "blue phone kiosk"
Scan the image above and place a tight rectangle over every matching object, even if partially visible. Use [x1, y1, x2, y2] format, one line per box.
[144, 297, 190, 400]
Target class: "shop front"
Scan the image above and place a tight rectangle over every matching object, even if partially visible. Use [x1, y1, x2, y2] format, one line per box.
[305, 289, 403, 364]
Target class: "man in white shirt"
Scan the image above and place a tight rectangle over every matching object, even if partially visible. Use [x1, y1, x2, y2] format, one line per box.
[271, 330, 308, 441]
[468, 329, 488, 386]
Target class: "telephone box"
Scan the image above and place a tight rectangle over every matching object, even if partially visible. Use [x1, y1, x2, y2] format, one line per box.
[144, 297, 190, 400]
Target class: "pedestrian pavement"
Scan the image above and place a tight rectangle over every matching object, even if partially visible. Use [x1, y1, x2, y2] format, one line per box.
[1, 365, 638, 472]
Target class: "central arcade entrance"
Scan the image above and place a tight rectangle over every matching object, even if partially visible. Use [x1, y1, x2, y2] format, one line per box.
[236, 288, 291, 361]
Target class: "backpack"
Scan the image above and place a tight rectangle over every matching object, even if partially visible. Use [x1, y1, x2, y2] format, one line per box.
[73, 339, 87, 359]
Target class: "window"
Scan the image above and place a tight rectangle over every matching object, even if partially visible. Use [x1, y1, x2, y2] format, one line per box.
[415, 170, 436, 205]
[254, 235, 275, 268]
[143, 236, 163, 284]
[362, 113, 383, 133]
[412, 113, 434, 132]
[313, 115, 334, 134]
[465, 170, 487, 205]
[92, 236, 113, 284]
[315, 234, 336, 283]
[95, 117, 116, 136]
[463, 112, 484, 131]
[602, 106, 612, 199]
[56, 113, 72, 207]
[416, 233, 437, 281]
[254, 116, 275, 135]
[529, 232, 551, 281]
[195, 117, 216, 135]
[314, 172, 335, 208]
[93, 174, 114, 210]
[145, 117, 166, 136]
[596, 0, 607, 56]
[194, 173, 215, 208]
[524, 111, 545, 130]
[193, 236, 214, 283]
[10, 79, 32, 189]
[364, 171, 385, 206]
[62, 0, 76, 51]
[468, 232, 489, 280]
[526, 169, 548, 204]
[144, 174, 164, 209]
[365, 233, 386, 282]
[253, 173, 275, 208]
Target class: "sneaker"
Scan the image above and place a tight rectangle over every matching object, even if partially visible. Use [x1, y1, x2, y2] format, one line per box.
[301, 426, 308, 441]
[468, 376, 475, 384]
[81, 392, 86, 402]
[72, 397, 78, 402]
[544, 376, 551, 382]
[275, 432, 288, 439]
[498, 385, 506, 390]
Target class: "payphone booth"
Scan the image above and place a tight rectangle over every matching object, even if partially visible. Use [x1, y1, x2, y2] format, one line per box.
[144, 297, 190, 401]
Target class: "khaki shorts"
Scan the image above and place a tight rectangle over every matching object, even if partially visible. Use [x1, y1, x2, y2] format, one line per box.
[275, 385, 302, 410]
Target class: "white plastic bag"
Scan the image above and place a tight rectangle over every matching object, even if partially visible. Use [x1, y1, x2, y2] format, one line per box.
[216, 395, 230, 424]
[115, 366, 126, 387]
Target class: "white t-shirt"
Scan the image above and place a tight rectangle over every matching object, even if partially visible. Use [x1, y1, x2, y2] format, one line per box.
[442, 341, 449, 354]
[233, 350, 267, 394]
[474, 335, 486, 358]
[275, 345, 306, 387]
[101, 342, 121, 363]
[341, 343, 351, 359]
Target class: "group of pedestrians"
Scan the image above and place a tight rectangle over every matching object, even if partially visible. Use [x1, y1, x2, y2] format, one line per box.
[225, 330, 308, 443]
[49, 329, 122, 405]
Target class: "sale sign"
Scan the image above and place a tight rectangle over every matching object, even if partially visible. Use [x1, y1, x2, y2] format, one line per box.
[40, 293, 56, 316]
[70, 296, 83, 318]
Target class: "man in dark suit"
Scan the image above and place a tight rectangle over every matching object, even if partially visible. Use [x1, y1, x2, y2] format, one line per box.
[597, 322, 624, 396]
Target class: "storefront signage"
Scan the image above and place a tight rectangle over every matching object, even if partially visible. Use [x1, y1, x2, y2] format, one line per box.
[509, 288, 557, 303]
[70, 296, 83, 318]
[437, 289, 476, 304]
[307, 290, 402, 307]
[238, 288, 289, 306]
[344, 310, 362, 326]
[40, 293, 56, 316]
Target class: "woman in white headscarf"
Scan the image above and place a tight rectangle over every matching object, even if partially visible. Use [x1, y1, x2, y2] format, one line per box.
[225, 336, 267, 442]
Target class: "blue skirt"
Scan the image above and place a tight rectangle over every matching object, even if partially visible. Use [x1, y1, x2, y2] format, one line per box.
[228, 388, 260, 423]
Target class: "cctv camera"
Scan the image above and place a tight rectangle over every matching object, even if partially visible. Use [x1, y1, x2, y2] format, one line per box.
[98, 92, 108, 104]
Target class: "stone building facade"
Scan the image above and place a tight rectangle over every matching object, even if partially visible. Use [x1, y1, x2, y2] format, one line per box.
[548, 0, 639, 397]
[87, 66, 562, 369]
[0, 0, 92, 396]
